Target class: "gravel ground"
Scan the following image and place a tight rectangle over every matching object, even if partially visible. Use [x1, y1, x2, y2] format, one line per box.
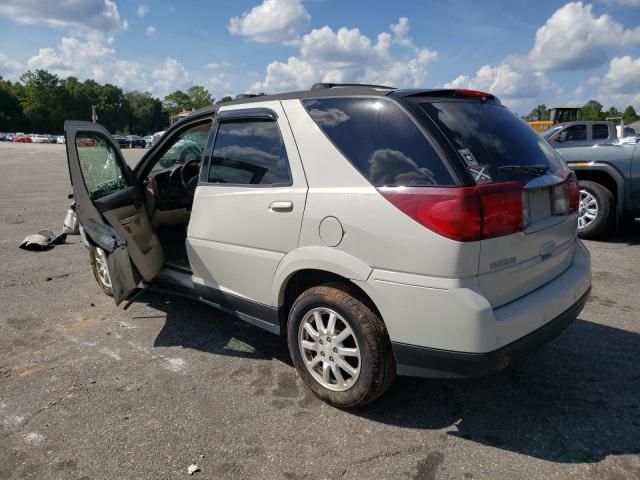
[1, 142, 639, 480]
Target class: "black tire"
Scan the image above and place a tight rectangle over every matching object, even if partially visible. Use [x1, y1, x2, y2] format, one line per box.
[90, 247, 113, 297]
[287, 283, 396, 408]
[578, 180, 615, 239]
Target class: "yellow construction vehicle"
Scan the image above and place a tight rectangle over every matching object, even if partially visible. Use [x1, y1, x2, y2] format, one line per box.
[528, 106, 581, 133]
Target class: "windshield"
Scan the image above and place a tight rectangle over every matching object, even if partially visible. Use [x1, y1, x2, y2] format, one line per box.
[419, 101, 567, 184]
[541, 125, 563, 139]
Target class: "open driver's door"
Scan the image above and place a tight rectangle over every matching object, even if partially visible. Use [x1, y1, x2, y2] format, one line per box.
[65, 121, 164, 304]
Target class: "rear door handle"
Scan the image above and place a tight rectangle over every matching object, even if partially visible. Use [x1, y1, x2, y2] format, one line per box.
[269, 201, 293, 212]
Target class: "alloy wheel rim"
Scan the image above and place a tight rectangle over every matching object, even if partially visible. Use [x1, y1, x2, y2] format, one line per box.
[95, 247, 112, 288]
[298, 307, 361, 392]
[578, 189, 598, 230]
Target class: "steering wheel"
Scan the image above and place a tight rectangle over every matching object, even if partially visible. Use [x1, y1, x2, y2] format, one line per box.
[179, 159, 201, 196]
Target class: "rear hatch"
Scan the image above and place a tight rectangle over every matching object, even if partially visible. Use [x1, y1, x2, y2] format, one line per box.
[416, 96, 579, 308]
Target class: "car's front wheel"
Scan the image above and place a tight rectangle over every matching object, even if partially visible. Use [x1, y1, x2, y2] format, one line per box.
[577, 180, 615, 239]
[90, 246, 113, 297]
[287, 284, 396, 408]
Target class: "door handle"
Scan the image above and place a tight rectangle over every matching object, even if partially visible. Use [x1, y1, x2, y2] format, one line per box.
[269, 201, 293, 212]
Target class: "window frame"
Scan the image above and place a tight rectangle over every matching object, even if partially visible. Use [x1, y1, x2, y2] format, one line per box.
[135, 116, 215, 182]
[74, 130, 133, 201]
[200, 110, 294, 188]
[302, 95, 463, 187]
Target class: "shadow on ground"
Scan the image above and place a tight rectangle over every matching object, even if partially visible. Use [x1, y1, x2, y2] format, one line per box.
[143, 292, 640, 464]
[142, 293, 291, 364]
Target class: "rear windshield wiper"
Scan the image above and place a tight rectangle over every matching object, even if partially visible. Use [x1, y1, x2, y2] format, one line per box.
[498, 164, 548, 176]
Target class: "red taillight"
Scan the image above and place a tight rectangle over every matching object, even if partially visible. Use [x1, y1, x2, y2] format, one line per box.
[567, 171, 579, 214]
[454, 89, 493, 98]
[378, 182, 524, 242]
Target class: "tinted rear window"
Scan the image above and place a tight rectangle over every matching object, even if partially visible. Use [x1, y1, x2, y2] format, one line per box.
[303, 98, 454, 187]
[420, 101, 566, 183]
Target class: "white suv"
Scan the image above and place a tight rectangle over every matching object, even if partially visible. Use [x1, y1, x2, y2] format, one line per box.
[65, 84, 591, 408]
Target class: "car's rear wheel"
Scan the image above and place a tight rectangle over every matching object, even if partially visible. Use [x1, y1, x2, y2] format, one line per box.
[287, 284, 396, 408]
[577, 180, 615, 239]
[90, 246, 113, 297]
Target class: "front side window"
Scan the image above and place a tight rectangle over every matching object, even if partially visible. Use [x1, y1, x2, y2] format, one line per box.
[76, 132, 129, 200]
[149, 121, 212, 175]
[592, 124, 609, 140]
[208, 121, 291, 186]
[303, 98, 453, 187]
[558, 124, 587, 142]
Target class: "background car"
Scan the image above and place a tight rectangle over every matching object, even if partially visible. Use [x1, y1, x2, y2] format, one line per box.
[143, 135, 154, 147]
[111, 135, 129, 148]
[56, 135, 65, 144]
[12, 133, 32, 143]
[125, 135, 146, 148]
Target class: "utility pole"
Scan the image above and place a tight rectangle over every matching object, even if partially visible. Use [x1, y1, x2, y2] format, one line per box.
[91, 105, 98, 123]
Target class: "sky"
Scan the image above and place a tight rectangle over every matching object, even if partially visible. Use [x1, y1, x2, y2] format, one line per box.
[0, 0, 639, 114]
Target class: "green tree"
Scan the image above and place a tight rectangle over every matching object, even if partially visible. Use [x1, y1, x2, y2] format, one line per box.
[18, 69, 70, 132]
[125, 90, 168, 134]
[163, 90, 191, 117]
[580, 100, 604, 121]
[187, 85, 213, 110]
[0, 78, 26, 131]
[623, 105, 638, 124]
[526, 104, 549, 121]
[605, 106, 621, 119]
[93, 83, 130, 133]
[216, 95, 233, 104]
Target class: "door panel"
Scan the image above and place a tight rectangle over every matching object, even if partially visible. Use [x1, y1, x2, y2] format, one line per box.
[187, 101, 308, 308]
[65, 121, 164, 303]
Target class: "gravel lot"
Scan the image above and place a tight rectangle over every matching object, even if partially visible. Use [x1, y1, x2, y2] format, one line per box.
[1, 142, 639, 480]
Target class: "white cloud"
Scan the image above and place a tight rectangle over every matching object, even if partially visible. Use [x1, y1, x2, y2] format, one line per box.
[207, 73, 232, 99]
[206, 61, 232, 69]
[525, 2, 640, 71]
[0, 52, 23, 79]
[390, 17, 412, 47]
[151, 57, 190, 93]
[599, 55, 640, 106]
[137, 4, 149, 17]
[0, 0, 127, 32]
[443, 2, 640, 111]
[444, 63, 554, 100]
[27, 33, 151, 92]
[250, 18, 438, 93]
[144, 25, 156, 36]
[228, 0, 310, 44]
[603, 0, 640, 6]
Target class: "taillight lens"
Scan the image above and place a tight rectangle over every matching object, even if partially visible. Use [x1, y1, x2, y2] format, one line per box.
[377, 181, 524, 242]
[550, 171, 580, 216]
[567, 171, 579, 214]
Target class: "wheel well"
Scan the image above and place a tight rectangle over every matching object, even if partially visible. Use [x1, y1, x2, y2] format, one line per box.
[574, 170, 618, 203]
[278, 269, 380, 334]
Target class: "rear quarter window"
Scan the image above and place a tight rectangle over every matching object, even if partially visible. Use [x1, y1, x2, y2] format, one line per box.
[302, 98, 454, 187]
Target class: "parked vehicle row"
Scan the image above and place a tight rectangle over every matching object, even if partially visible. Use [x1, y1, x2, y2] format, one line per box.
[66, 84, 591, 408]
[0, 131, 164, 147]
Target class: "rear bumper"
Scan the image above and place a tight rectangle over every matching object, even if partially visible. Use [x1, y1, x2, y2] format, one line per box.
[392, 286, 590, 378]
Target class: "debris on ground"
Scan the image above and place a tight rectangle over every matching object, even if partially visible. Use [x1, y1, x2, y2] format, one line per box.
[187, 464, 200, 475]
[18, 229, 67, 251]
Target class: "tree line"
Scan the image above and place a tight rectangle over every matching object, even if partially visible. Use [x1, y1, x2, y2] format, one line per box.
[2, 68, 638, 134]
[0, 69, 234, 135]
[525, 101, 639, 124]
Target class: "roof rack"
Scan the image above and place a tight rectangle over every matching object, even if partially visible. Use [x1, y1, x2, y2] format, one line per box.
[310, 83, 396, 90]
[235, 93, 259, 100]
